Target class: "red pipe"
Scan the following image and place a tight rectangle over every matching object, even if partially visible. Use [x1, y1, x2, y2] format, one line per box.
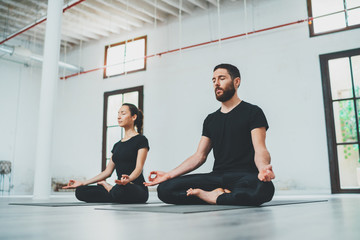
[0, 0, 86, 45]
[61, 17, 313, 80]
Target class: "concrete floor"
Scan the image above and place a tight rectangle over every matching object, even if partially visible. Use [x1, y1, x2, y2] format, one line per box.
[0, 192, 359, 240]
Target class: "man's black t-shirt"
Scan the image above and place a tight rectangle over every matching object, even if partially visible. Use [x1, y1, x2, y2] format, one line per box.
[111, 134, 149, 186]
[202, 101, 268, 173]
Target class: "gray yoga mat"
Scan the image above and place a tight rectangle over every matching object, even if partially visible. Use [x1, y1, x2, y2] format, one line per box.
[8, 200, 162, 207]
[8, 202, 116, 207]
[95, 199, 328, 214]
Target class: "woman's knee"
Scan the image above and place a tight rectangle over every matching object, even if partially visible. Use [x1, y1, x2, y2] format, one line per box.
[110, 185, 148, 203]
[75, 186, 87, 201]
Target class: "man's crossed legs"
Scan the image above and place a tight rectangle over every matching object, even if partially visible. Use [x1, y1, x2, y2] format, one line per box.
[157, 171, 274, 206]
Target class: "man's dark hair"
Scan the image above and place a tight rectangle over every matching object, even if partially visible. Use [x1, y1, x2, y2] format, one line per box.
[213, 63, 241, 80]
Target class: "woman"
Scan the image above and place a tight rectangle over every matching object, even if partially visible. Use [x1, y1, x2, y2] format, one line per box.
[63, 103, 149, 203]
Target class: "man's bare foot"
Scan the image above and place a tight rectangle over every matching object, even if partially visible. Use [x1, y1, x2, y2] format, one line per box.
[186, 188, 228, 205]
[97, 180, 113, 192]
[224, 189, 231, 193]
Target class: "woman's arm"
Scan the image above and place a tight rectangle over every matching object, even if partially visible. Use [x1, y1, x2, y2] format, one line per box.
[63, 157, 116, 189]
[115, 148, 148, 185]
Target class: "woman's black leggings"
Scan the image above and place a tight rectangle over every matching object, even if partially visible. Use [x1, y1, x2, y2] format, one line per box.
[157, 171, 274, 206]
[75, 183, 148, 203]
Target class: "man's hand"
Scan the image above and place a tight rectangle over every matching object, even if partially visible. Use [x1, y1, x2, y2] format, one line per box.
[258, 165, 275, 182]
[115, 174, 131, 185]
[144, 171, 171, 186]
[62, 180, 84, 189]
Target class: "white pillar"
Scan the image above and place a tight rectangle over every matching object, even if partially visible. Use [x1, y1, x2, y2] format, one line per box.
[33, 0, 63, 199]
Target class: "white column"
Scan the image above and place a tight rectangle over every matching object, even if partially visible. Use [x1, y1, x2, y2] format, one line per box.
[33, 0, 63, 199]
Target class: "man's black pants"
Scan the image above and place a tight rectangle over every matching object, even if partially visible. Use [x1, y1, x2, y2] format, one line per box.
[157, 171, 274, 206]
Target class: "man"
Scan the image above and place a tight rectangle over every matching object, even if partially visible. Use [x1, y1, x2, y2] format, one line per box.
[144, 63, 275, 206]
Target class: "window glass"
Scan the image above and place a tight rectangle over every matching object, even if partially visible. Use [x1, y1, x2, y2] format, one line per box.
[311, 0, 344, 17]
[313, 13, 346, 33]
[352, 56, 360, 97]
[308, 0, 360, 36]
[104, 36, 146, 78]
[348, 8, 360, 26]
[328, 58, 353, 100]
[107, 94, 123, 126]
[333, 100, 357, 143]
[337, 144, 360, 189]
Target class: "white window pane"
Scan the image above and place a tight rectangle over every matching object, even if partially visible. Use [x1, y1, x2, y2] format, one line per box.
[329, 58, 353, 100]
[106, 45, 125, 76]
[123, 92, 139, 106]
[337, 144, 360, 189]
[333, 101, 357, 144]
[352, 55, 360, 97]
[348, 9, 360, 25]
[312, 0, 344, 17]
[107, 94, 123, 126]
[125, 39, 145, 72]
[106, 127, 122, 158]
[105, 38, 146, 77]
[313, 13, 346, 33]
[346, 0, 360, 8]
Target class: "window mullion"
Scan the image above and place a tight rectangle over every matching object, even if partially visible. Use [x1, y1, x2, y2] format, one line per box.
[344, 0, 349, 27]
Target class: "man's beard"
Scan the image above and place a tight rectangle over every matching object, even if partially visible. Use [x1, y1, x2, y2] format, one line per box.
[215, 84, 236, 102]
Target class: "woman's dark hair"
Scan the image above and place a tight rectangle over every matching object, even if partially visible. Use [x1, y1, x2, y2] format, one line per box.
[122, 103, 143, 134]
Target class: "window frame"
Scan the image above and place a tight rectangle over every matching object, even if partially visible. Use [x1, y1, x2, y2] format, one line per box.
[307, 0, 360, 37]
[103, 36, 147, 79]
[101, 86, 144, 171]
[320, 47, 360, 193]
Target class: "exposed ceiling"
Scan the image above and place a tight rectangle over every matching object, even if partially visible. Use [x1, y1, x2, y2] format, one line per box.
[0, 0, 225, 49]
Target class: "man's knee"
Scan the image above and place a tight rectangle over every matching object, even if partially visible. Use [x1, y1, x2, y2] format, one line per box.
[157, 181, 173, 203]
[253, 181, 275, 205]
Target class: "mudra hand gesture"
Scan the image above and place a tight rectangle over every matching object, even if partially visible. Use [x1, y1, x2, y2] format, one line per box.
[62, 180, 84, 189]
[144, 171, 171, 186]
[258, 165, 275, 182]
[115, 174, 131, 185]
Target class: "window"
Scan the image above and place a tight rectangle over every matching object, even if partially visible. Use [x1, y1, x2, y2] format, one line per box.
[307, 0, 360, 36]
[104, 36, 147, 78]
[102, 86, 144, 182]
[320, 48, 360, 193]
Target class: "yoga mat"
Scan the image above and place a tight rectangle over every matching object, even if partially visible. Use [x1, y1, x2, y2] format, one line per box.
[9, 202, 115, 207]
[95, 199, 328, 214]
[8, 201, 162, 207]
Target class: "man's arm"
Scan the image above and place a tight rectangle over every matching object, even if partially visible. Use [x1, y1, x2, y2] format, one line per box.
[144, 136, 212, 186]
[251, 127, 275, 182]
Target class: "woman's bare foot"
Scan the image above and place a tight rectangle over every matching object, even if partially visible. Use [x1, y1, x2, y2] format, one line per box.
[97, 180, 113, 192]
[186, 188, 228, 205]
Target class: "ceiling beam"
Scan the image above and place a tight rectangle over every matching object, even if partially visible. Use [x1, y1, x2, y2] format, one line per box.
[188, 0, 208, 10]
[83, 0, 144, 28]
[97, 0, 154, 24]
[144, 0, 179, 17]
[68, 7, 124, 33]
[71, 4, 132, 31]
[117, 0, 168, 21]
[161, 0, 195, 14]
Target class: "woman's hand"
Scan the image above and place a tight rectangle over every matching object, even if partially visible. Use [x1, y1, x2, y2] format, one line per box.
[115, 174, 131, 185]
[144, 171, 171, 186]
[62, 180, 84, 189]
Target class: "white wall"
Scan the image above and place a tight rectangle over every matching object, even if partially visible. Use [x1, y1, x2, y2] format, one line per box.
[0, 58, 42, 194]
[2, 0, 360, 194]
